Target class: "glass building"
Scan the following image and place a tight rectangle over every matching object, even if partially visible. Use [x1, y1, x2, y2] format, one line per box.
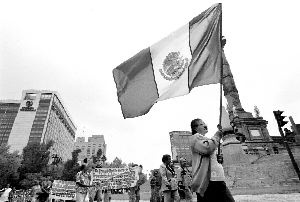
[3, 90, 76, 162]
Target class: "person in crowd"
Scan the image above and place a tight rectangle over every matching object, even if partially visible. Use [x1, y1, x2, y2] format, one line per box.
[30, 180, 42, 202]
[92, 160, 112, 202]
[76, 164, 94, 202]
[177, 158, 192, 202]
[150, 169, 162, 202]
[128, 164, 147, 202]
[159, 154, 180, 202]
[8, 187, 15, 202]
[135, 165, 147, 202]
[102, 189, 111, 202]
[37, 177, 52, 202]
[190, 118, 235, 202]
[0, 184, 12, 202]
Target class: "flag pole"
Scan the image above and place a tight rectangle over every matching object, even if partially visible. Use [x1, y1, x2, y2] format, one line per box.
[217, 3, 223, 157]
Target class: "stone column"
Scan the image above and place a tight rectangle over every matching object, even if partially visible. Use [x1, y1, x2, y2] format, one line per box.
[222, 50, 243, 117]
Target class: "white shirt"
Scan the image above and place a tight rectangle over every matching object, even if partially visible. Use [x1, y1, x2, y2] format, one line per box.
[0, 188, 12, 202]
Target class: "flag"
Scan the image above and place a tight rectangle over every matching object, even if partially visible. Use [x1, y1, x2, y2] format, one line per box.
[113, 3, 222, 118]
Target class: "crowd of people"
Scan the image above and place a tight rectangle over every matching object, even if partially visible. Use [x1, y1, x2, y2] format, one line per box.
[0, 163, 146, 202]
[1, 118, 234, 202]
[75, 160, 147, 202]
[0, 179, 52, 202]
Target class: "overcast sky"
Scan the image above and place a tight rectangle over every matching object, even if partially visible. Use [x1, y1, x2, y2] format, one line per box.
[1, 0, 300, 173]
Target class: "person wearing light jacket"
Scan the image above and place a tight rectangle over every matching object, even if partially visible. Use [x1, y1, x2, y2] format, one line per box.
[190, 118, 235, 202]
[159, 154, 180, 202]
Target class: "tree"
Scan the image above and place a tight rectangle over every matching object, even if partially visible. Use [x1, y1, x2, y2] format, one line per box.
[44, 163, 64, 181]
[92, 148, 103, 164]
[19, 173, 43, 189]
[19, 141, 53, 174]
[61, 149, 81, 181]
[107, 157, 127, 168]
[18, 140, 54, 189]
[0, 144, 21, 188]
[101, 155, 107, 162]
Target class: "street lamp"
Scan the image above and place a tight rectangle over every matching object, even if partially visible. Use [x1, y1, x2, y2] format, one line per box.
[52, 154, 61, 166]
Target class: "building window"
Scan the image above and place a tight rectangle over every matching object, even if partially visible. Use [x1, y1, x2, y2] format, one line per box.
[24, 93, 37, 100]
[249, 129, 261, 139]
[41, 93, 52, 99]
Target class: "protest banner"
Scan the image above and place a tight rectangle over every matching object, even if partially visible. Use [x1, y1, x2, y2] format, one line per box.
[50, 180, 76, 200]
[12, 189, 32, 202]
[92, 166, 139, 190]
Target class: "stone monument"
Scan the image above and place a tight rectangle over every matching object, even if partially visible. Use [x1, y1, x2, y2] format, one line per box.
[221, 38, 274, 162]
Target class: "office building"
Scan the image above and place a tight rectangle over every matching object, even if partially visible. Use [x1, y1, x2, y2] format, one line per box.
[1, 90, 76, 162]
[0, 100, 21, 145]
[75, 135, 107, 163]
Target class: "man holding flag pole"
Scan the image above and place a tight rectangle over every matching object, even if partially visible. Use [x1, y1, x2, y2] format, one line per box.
[113, 3, 236, 201]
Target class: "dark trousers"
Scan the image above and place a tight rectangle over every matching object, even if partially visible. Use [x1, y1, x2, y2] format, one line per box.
[196, 181, 235, 202]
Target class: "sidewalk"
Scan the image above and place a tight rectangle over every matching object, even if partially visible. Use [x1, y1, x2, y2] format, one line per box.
[111, 193, 300, 201]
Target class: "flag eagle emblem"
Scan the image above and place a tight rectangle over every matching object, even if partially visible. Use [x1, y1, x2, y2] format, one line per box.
[159, 51, 190, 81]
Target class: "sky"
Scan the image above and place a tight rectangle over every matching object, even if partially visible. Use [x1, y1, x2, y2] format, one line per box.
[1, 0, 300, 173]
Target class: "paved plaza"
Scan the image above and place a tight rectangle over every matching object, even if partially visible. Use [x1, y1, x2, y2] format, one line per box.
[110, 193, 300, 201]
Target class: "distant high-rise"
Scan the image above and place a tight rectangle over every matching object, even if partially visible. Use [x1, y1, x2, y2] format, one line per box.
[0, 100, 21, 145]
[1, 90, 76, 162]
[75, 135, 107, 163]
[169, 131, 192, 165]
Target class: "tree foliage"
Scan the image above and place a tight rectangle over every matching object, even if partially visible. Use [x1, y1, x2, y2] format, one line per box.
[0, 144, 21, 188]
[92, 148, 103, 164]
[19, 141, 53, 175]
[61, 149, 81, 181]
[19, 173, 43, 189]
[44, 163, 64, 181]
[18, 141, 54, 188]
[107, 157, 127, 168]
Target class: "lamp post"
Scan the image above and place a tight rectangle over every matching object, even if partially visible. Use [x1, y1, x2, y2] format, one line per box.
[52, 154, 61, 166]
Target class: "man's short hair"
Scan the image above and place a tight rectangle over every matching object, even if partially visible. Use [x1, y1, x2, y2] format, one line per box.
[162, 154, 171, 163]
[191, 118, 203, 134]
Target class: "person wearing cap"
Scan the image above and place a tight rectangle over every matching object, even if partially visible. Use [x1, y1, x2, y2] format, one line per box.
[177, 158, 192, 202]
[190, 118, 235, 202]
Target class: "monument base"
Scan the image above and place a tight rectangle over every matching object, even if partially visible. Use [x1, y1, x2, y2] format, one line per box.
[222, 133, 250, 166]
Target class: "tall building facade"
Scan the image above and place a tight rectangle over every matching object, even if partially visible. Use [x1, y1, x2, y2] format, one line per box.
[0, 100, 21, 145]
[2, 90, 76, 162]
[75, 135, 107, 163]
[169, 131, 192, 165]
